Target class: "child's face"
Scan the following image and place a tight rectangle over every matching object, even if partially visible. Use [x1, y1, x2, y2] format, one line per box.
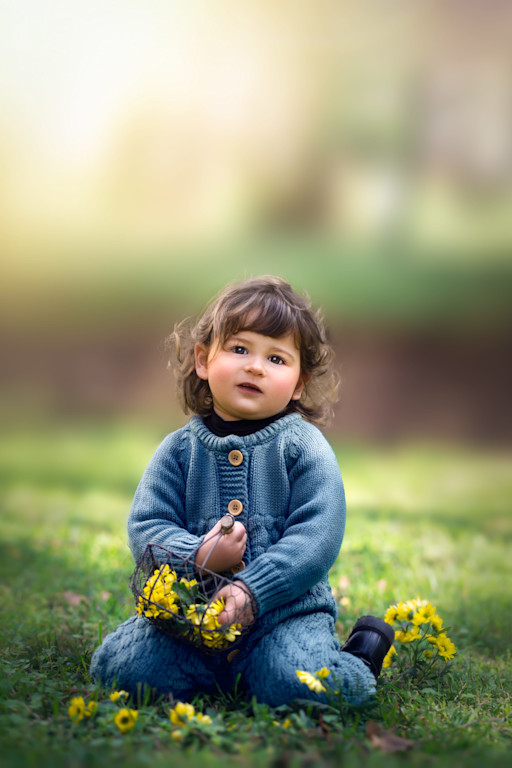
[195, 330, 305, 421]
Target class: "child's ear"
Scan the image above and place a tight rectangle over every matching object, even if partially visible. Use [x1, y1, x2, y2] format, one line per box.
[194, 344, 210, 380]
[291, 374, 310, 401]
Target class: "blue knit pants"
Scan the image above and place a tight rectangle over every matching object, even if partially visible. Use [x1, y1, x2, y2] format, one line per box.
[90, 612, 376, 707]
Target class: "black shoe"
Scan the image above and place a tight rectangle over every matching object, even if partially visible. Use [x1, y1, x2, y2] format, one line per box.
[341, 615, 395, 679]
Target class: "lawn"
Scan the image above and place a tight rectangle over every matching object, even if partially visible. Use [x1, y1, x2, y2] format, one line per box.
[0, 420, 511, 767]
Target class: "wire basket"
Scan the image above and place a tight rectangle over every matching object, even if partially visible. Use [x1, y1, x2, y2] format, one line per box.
[130, 542, 253, 653]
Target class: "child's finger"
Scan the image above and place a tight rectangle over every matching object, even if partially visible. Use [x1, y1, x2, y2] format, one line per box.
[223, 522, 247, 555]
[231, 522, 247, 544]
[216, 583, 254, 628]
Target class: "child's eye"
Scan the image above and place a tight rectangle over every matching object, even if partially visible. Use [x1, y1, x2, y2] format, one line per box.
[232, 345, 247, 355]
[269, 355, 285, 365]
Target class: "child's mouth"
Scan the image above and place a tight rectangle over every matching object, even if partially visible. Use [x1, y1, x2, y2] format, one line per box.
[238, 383, 262, 393]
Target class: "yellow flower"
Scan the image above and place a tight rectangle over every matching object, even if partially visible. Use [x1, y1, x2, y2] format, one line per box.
[412, 602, 436, 626]
[395, 624, 420, 643]
[142, 588, 179, 619]
[187, 602, 224, 634]
[114, 708, 138, 733]
[137, 565, 182, 620]
[186, 604, 206, 626]
[109, 690, 129, 703]
[85, 701, 98, 717]
[171, 730, 183, 742]
[201, 630, 225, 648]
[273, 718, 292, 729]
[396, 601, 415, 621]
[141, 601, 158, 618]
[209, 598, 225, 614]
[223, 623, 242, 643]
[195, 712, 212, 725]
[296, 670, 326, 694]
[170, 701, 195, 725]
[202, 608, 222, 631]
[179, 577, 198, 589]
[160, 600, 180, 618]
[316, 667, 331, 679]
[382, 645, 397, 668]
[429, 614, 443, 633]
[435, 633, 456, 661]
[68, 696, 86, 722]
[161, 565, 178, 583]
[384, 604, 398, 624]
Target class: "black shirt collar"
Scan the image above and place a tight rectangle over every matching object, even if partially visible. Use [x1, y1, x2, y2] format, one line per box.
[203, 410, 286, 437]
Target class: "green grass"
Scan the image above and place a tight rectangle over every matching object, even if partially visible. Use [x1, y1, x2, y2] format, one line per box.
[1, 421, 511, 767]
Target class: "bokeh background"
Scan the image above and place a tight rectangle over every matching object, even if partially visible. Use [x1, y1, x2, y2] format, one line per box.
[1, 0, 511, 445]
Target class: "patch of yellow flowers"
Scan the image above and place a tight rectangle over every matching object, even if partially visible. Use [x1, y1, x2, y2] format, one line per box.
[68, 690, 138, 734]
[136, 563, 242, 649]
[168, 701, 215, 743]
[68, 696, 98, 722]
[295, 600, 456, 698]
[69, 691, 294, 741]
[107, 690, 139, 733]
[382, 598, 456, 678]
[296, 667, 331, 694]
[170, 702, 212, 726]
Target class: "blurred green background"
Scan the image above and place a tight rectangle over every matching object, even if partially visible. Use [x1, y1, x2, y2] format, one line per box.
[1, 0, 511, 444]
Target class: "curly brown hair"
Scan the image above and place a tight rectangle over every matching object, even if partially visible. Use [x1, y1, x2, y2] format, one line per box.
[168, 275, 339, 427]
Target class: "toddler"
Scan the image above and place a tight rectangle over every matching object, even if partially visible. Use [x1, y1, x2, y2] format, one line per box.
[90, 275, 393, 706]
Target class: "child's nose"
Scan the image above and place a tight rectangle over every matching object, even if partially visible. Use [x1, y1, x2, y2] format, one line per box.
[244, 356, 264, 374]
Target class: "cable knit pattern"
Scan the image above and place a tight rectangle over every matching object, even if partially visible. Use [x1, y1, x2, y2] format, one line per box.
[90, 414, 377, 706]
[90, 613, 375, 707]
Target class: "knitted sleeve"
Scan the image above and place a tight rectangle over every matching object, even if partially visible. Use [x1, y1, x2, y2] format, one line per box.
[127, 430, 202, 564]
[235, 425, 346, 618]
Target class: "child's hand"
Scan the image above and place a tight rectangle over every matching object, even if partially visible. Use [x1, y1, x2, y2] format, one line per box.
[195, 518, 247, 573]
[215, 582, 255, 628]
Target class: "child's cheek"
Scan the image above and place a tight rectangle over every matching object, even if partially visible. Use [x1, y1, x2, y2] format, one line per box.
[212, 356, 235, 380]
[274, 372, 300, 402]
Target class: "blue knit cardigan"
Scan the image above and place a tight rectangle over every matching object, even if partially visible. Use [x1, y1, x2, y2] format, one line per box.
[128, 414, 346, 638]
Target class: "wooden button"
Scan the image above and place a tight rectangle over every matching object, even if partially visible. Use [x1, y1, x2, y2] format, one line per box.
[228, 449, 243, 466]
[220, 513, 235, 534]
[227, 649, 240, 663]
[231, 560, 246, 574]
[227, 499, 243, 516]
